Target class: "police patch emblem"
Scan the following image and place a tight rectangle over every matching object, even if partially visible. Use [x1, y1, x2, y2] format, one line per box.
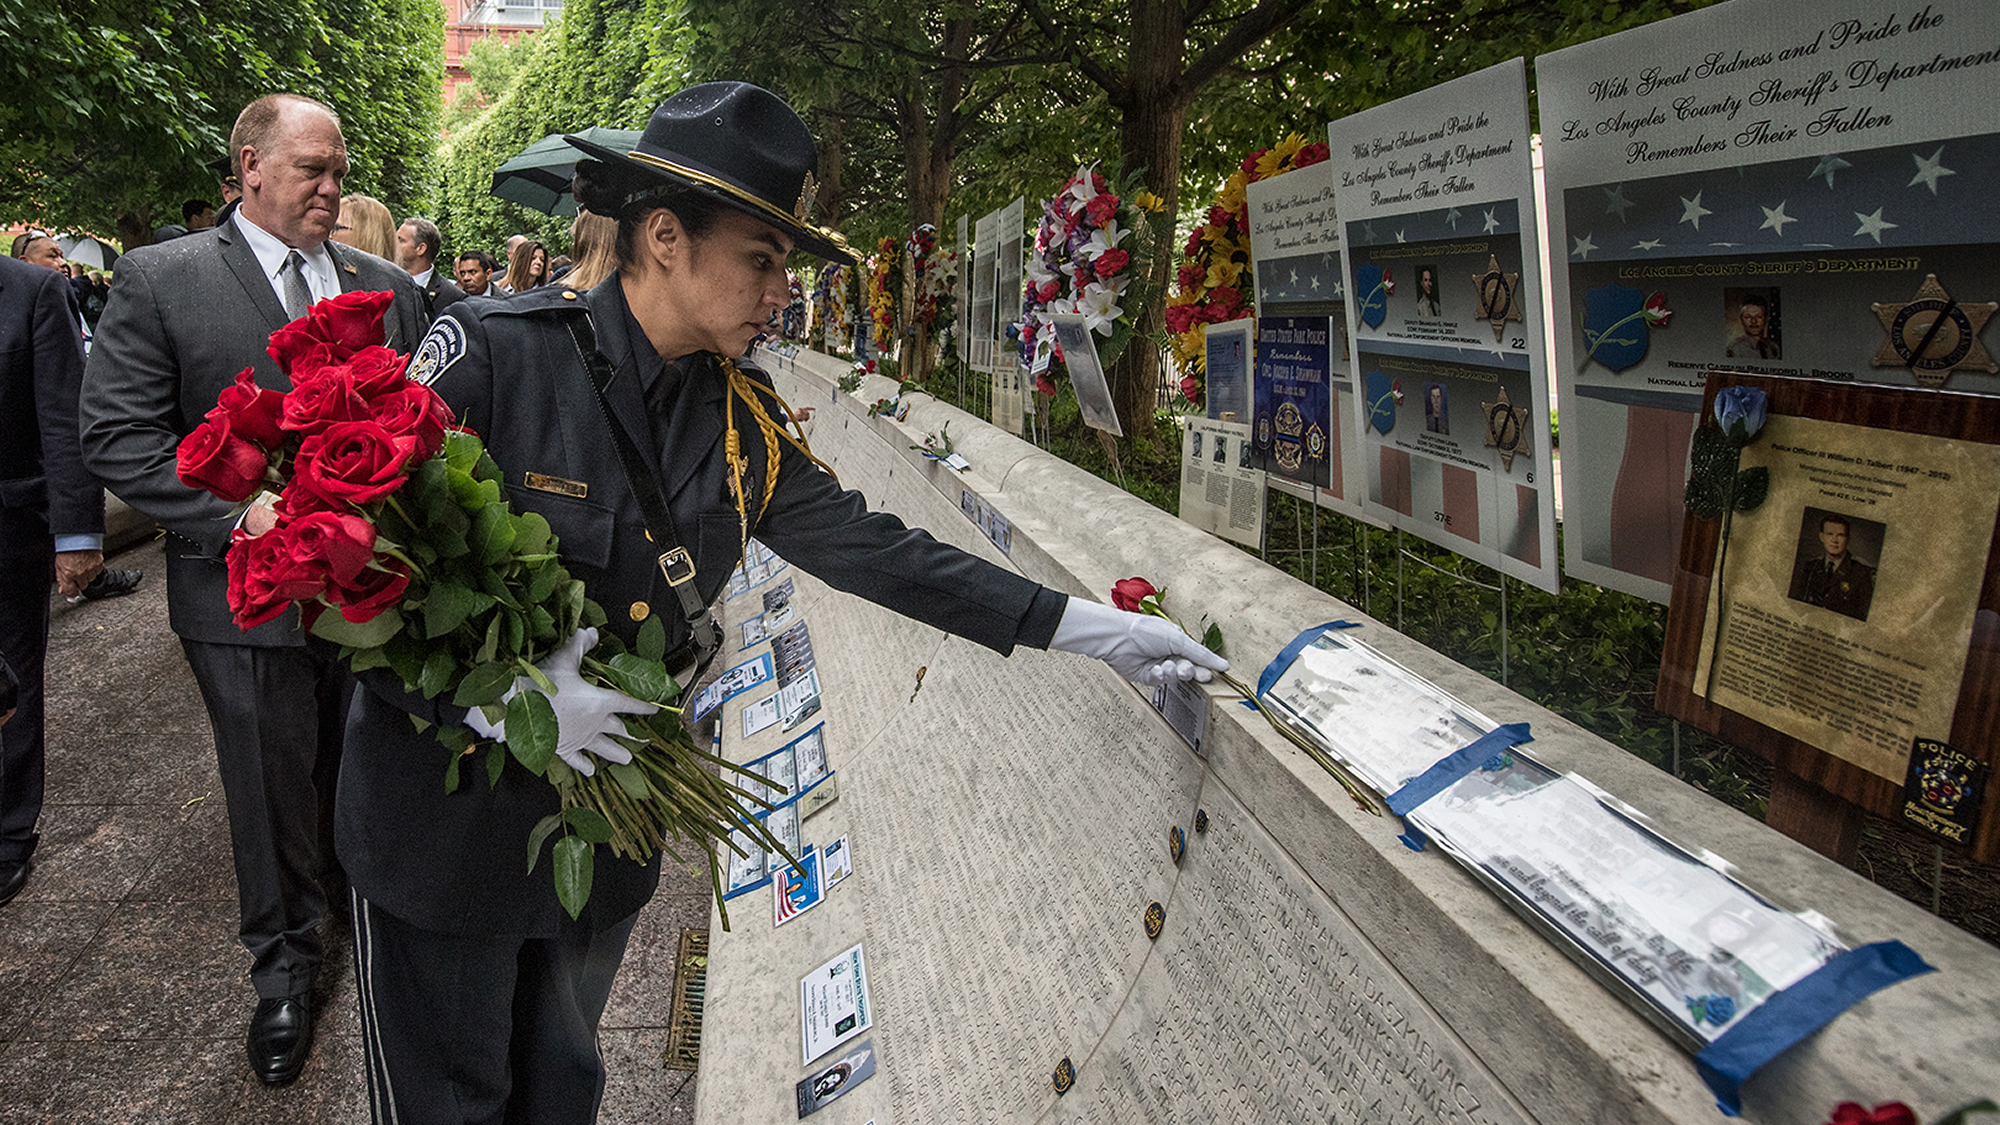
[408, 316, 467, 386]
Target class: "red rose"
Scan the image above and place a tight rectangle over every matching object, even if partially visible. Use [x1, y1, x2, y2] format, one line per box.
[225, 526, 323, 629]
[342, 345, 412, 395]
[1177, 263, 1205, 291]
[1111, 577, 1159, 613]
[1085, 194, 1118, 225]
[265, 289, 395, 375]
[369, 382, 453, 463]
[1827, 1104, 1917, 1125]
[282, 511, 378, 586]
[209, 367, 287, 448]
[292, 420, 420, 507]
[278, 480, 350, 519]
[177, 415, 271, 502]
[1094, 249, 1130, 280]
[331, 558, 410, 624]
[281, 370, 371, 437]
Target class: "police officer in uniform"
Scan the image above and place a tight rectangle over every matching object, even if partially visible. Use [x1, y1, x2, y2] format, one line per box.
[337, 82, 1225, 1125]
[1788, 513, 1875, 621]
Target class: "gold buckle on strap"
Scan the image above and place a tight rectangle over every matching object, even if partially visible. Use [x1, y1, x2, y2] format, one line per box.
[657, 547, 696, 587]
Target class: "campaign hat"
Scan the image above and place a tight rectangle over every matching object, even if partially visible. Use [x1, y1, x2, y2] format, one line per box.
[566, 82, 855, 264]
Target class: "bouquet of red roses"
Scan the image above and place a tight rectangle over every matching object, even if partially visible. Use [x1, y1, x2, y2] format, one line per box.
[176, 290, 786, 923]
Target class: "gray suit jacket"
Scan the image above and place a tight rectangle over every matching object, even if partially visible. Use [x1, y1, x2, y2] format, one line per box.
[79, 217, 430, 646]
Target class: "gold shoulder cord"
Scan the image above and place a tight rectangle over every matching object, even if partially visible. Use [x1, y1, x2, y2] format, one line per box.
[719, 356, 839, 553]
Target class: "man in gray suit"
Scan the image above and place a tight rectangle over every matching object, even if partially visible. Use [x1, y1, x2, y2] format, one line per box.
[79, 93, 429, 1086]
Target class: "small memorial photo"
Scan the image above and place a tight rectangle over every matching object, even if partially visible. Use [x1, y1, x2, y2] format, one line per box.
[1415, 264, 1441, 317]
[1212, 434, 1227, 464]
[1238, 435, 1254, 469]
[1785, 507, 1882, 622]
[1424, 382, 1450, 434]
[1190, 430, 1203, 460]
[1724, 288, 1782, 361]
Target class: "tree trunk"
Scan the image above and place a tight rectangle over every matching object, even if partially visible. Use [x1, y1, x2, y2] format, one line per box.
[115, 211, 153, 258]
[813, 110, 848, 231]
[1106, 0, 1192, 441]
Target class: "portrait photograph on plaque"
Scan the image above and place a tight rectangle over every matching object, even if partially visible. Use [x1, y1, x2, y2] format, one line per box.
[1657, 373, 2000, 862]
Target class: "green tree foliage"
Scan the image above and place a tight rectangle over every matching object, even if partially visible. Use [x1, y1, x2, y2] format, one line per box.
[434, 0, 691, 262]
[0, 0, 442, 251]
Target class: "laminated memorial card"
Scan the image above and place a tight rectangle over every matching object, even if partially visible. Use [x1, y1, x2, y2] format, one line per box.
[1178, 417, 1264, 548]
[1328, 58, 1560, 590]
[801, 942, 874, 1066]
[1537, 0, 2000, 602]
[1658, 374, 2000, 860]
[1248, 160, 1367, 518]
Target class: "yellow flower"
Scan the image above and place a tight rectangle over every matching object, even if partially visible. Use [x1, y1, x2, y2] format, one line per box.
[1254, 133, 1309, 180]
[1204, 257, 1244, 290]
[1135, 190, 1166, 213]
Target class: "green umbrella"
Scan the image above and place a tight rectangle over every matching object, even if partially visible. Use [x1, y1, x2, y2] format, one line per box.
[489, 126, 641, 217]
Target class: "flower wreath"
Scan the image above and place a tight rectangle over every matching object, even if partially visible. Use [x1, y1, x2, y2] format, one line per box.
[1020, 162, 1167, 396]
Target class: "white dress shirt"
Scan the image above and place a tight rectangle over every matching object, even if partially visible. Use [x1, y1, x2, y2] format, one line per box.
[232, 211, 340, 308]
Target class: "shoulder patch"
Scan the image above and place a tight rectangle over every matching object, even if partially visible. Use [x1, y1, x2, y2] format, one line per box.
[409, 316, 466, 386]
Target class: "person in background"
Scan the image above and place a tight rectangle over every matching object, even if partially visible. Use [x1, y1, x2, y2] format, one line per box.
[185, 199, 218, 232]
[0, 252, 108, 907]
[334, 193, 397, 262]
[11, 234, 65, 274]
[547, 254, 573, 284]
[502, 238, 551, 294]
[454, 249, 503, 299]
[395, 216, 466, 317]
[560, 211, 618, 292]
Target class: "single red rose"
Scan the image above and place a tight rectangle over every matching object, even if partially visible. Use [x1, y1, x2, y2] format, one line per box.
[280, 370, 372, 437]
[1177, 263, 1205, 291]
[266, 320, 321, 376]
[281, 511, 378, 585]
[1111, 577, 1158, 613]
[281, 340, 349, 385]
[278, 481, 349, 519]
[177, 415, 271, 503]
[331, 557, 410, 623]
[208, 367, 287, 449]
[1085, 193, 1118, 226]
[369, 382, 453, 463]
[304, 289, 396, 355]
[1827, 1103, 1917, 1125]
[1094, 248, 1130, 280]
[226, 525, 325, 629]
[343, 344, 412, 396]
[293, 420, 420, 506]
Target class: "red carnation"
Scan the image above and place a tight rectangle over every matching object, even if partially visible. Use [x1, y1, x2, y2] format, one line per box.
[1241, 151, 1264, 178]
[1296, 142, 1330, 167]
[1094, 249, 1130, 280]
[1207, 205, 1231, 228]
[177, 415, 271, 503]
[1163, 305, 1197, 335]
[1037, 280, 1062, 303]
[1177, 263, 1205, 291]
[1180, 375, 1201, 402]
[1085, 194, 1118, 226]
[1111, 577, 1159, 613]
[1035, 371, 1058, 396]
[292, 420, 420, 507]
[1211, 286, 1243, 312]
[1184, 228, 1205, 258]
[209, 367, 287, 449]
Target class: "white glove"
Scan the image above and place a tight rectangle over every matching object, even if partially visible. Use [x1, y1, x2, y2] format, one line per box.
[464, 627, 658, 776]
[1048, 598, 1230, 686]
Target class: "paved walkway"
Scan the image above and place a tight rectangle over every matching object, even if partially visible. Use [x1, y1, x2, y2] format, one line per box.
[0, 539, 707, 1124]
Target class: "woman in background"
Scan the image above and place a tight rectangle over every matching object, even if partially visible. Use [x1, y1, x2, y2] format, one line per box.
[334, 194, 397, 262]
[559, 212, 618, 291]
[504, 239, 552, 293]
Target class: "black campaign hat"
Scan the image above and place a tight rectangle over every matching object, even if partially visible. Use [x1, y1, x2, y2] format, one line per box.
[567, 82, 855, 264]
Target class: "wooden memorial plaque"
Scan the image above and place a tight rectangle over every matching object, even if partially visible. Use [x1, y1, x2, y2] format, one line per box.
[1657, 372, 2000, 864]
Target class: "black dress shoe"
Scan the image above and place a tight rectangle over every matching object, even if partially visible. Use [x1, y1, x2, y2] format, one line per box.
[0, 860, 28, 907]
[80, 568, 144, 600]
[247, 994, 314, 1085]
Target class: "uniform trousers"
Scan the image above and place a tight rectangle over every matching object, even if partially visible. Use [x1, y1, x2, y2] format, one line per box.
[180, 637, 349, 998]
[351, 892, 639, 1125]
[0, 506, 53, 866]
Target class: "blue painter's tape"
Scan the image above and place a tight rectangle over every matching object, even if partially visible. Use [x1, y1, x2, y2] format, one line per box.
[1385, 724, 1534, 817]
[1254, 621, 1361, 698]
[1382, 723, 1533, 852]
[1695, 940, 1934, 1116]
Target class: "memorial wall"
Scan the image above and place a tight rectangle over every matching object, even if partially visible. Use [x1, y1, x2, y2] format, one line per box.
[691, 345, 1999, 1125]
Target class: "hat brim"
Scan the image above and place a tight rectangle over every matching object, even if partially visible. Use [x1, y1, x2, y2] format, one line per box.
[565, 135, 856, 265]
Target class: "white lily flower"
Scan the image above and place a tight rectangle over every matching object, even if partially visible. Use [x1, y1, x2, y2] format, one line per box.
[1078, 284, 1124, 335]
[1025, 260, 1058, 284]
[1065, 163, 1099, 206]
[1080, 219, 1129, 255]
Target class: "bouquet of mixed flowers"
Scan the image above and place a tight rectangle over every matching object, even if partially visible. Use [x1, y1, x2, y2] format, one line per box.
[814, 263, 848, 349]
[175, 290, 789, 923]
[868, 236, 900, 354]
[1021, 162, 1168, 395]
[906, 224, 955, 332]
[1166, 133, 1331, 404]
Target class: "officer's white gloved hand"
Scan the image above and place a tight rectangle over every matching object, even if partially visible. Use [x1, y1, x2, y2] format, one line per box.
[463, 627, 658, 777]
[1049, 598, 1230, 687]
